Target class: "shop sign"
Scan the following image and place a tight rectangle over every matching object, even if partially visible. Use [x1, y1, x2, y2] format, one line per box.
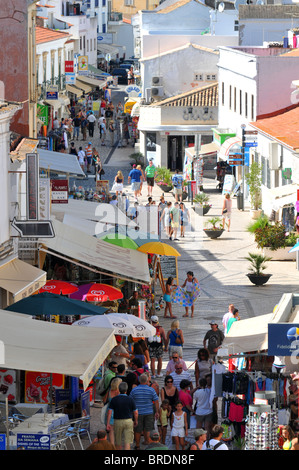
[65, 72, 76, 84]
[78, 55, 88, 75]
[51, 179, 68, 204]
[26, 153, 39, 220]
[65, 60, 74, 73]
[125, 85, 141, 96]
[46, 85, 58, 100]
[37, 104, 48, 126]
[17, 434, 50, 450]
[268, 323, 299, 357]
[0, 434, 6, 450]
[282, 168, 292, 180]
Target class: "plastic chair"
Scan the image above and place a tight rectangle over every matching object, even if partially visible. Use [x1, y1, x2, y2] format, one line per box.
[50, 424, 74, 450]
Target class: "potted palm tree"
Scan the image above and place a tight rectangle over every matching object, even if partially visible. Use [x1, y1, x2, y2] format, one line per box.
[204, 217, 224, 239]
[155, 167, 173, 192]
[245, 252, 272, 286]
[193, 192, 212, 215]
[245, 162, 262, 219]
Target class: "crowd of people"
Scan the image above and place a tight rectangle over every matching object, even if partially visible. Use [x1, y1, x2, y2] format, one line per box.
[89, 307, 232, 451]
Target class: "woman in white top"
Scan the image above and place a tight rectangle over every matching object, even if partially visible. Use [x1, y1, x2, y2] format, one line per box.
[222, 193, 233, 232]
[192, 378, 213, 438]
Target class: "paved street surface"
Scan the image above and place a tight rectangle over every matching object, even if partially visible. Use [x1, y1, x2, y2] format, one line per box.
[65, 85, 299, 450]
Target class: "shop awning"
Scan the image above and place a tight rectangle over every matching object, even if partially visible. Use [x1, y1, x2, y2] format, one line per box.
[44, 99, 61, 111]
[75, 79, 92, 94]
[218, 136, 242, 159]
[186, 142, 219, 158]
[66, 84, 83, 97]
[219, 313, 273, 355]
[97, 43, 120, 58]
[39, 218, 151, 284]
[265, 183, 299, 211]
[38, 149, 85, 176]
[10, 138, 39, 162]
[0, 309, 116, 390]
[0, 258, 46, 303]
[51, 199, 136, 227]
[75, 75, 106, 89]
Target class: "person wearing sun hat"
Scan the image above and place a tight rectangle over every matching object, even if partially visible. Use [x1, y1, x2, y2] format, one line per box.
[147, 316, 166, 378]
[190, 429, 207, 451]
[109, 335, 130, 369]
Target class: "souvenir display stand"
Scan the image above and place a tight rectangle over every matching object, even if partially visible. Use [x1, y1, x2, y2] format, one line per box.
[245, 401, 279, 450]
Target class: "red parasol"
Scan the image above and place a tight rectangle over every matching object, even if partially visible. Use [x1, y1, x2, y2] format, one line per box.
[39, 280, 79, 295]
[85, 283, 123, 302]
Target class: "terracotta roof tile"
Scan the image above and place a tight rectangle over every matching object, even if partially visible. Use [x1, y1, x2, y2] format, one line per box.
[250, 105, 299, 150]
[152, 82, 218, 108]
[36, 26, 70, 44]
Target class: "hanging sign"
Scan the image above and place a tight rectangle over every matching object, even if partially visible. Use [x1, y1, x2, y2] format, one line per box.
[268, 323, 299, 357]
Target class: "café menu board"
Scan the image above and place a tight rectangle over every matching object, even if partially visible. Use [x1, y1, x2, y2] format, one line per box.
[159, 256, 178, 282]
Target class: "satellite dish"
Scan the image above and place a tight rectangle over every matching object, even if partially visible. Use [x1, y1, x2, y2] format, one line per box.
[218, 2, 225, 12]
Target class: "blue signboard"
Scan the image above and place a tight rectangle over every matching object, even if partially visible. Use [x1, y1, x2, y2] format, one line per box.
[268, 323, 299, 357]
[244, 142, 258, 148]
[0, 434, 6, 450]
[17, 433, 51, 450]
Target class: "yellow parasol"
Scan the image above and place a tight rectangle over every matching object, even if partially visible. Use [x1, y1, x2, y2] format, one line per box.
[137, 241, 181, 257]
[124, 98, 137, 114]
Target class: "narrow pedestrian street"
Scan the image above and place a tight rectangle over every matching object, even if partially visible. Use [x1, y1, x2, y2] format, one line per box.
[64, 84, 299, 450]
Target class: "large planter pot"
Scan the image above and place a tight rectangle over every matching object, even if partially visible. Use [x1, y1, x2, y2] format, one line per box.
[172, 191, 188, 201]
[194, 205, 211, 216]
[158, 183, 172, 192]
[246, 273, 272, 286]
[250, 209, 262, 220]
[204, 229, 224, 239]
[262, 247, 296, 261]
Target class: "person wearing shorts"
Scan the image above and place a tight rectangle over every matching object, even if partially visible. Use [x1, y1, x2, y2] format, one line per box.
[128, 164, 143, 201]
[107, 382, 138, 450]
[129, 374, 159, 450]
[145, 160, 157, 197]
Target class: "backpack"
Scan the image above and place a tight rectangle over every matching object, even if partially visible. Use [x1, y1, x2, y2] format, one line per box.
[97, 375, 114, 397]
[205, 440, 223, 450]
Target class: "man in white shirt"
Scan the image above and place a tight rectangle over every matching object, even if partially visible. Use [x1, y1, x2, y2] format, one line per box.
[87, 112, 96, 137]
[170, 363, 193, 391]
[202, 425, 229, 450]
[77, 146, 86, 173]
[222, 304, 234, 336]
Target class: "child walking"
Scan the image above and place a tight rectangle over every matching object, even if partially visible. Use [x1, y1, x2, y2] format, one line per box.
[157, 399, 170, 444]
[170, 401, 188, 450]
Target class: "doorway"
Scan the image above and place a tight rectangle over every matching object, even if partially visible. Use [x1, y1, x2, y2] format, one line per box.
[168, 136, 183, 171]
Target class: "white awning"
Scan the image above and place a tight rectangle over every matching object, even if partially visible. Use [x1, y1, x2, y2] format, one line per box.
[51, 199, 136, 227]
[0, 309, 116, 390]
[219, 313, 273, 355]
[0, 258, 46, 302]
[40, 218, 151, 284]
[75, 75, 106, 89]
[185, 142, 219, 158]
[38, 149, 85, 176]
[97, 43, 120, 57]
[75, 79, 92, 93]
[66, 84, 83, 97]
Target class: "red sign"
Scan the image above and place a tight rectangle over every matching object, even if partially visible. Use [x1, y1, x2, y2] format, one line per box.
[51, 179, 68, 204]
[65, 60, 74, 73]
[25, 371, 65, 404]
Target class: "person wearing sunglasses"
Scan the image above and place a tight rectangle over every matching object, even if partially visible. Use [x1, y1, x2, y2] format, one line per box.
[165, 353, 187, 376]
[170, 363, 193, 392]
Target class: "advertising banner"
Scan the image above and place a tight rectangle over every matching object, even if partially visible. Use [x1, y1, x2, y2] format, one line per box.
[268, 323, 299, 358]
[25, 371, 65, 404]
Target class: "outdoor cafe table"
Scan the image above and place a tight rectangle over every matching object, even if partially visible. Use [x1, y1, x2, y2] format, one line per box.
[13, 402, 48, 417]
[9, 413, 69, 448]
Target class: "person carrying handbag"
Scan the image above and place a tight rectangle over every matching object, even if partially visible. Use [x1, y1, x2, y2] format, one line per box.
[165, 319, 184, 359]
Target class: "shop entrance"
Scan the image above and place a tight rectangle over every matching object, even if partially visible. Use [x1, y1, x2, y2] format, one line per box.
[168, 136, 183, 171]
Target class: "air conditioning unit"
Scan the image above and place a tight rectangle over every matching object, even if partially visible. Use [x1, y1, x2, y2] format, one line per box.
[151, 86, 164, 99]
[269, 142, 281, 169]
[152, 76, 163, 86]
